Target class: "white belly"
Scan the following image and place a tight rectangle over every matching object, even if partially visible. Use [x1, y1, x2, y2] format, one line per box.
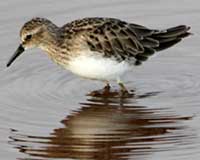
[67, 52, 132, 81]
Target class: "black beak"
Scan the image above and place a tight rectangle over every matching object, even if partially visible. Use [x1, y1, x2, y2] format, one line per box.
[6, 44, 25, 67]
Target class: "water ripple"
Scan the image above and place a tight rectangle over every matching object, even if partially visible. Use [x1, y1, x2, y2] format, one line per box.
[0, 0, 200, 159]
[8, 90, 195, 160]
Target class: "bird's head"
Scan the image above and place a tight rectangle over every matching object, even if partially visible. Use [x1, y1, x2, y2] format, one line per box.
[7, 17, 57, 67]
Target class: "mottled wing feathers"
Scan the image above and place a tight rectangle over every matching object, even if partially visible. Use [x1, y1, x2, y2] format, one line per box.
[84, 18, 159, 65]
[62, 18, 191, 65]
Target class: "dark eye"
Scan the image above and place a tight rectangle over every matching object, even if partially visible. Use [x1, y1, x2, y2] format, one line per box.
[25, 34, 32, 41]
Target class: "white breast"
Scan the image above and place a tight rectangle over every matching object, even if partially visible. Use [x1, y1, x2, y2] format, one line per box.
[67, 51, 133, 81]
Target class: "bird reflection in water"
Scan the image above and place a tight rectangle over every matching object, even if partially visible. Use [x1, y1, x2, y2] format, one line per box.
[10, 89, 192, 160]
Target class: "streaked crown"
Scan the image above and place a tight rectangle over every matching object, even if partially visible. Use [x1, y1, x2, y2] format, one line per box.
[20, 17, 60, 49]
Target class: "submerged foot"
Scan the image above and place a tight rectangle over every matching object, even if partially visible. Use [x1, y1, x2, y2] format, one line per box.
[88, 83, 112, 96]
[88, 82, 134, 98]
[118, 82, 133, 97]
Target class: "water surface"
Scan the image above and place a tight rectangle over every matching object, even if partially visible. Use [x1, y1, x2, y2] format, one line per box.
[0, 0, 200, 160]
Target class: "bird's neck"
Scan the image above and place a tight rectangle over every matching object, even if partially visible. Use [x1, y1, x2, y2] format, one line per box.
[39, 26, 71, 66]
[40, 25, 63, 54]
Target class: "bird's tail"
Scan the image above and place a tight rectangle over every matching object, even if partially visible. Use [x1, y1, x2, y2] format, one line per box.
[151, 25, 191, 51]
[133, 25, 191, 65]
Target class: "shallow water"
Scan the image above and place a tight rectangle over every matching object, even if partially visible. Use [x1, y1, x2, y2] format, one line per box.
[0, 0, 200, 160]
